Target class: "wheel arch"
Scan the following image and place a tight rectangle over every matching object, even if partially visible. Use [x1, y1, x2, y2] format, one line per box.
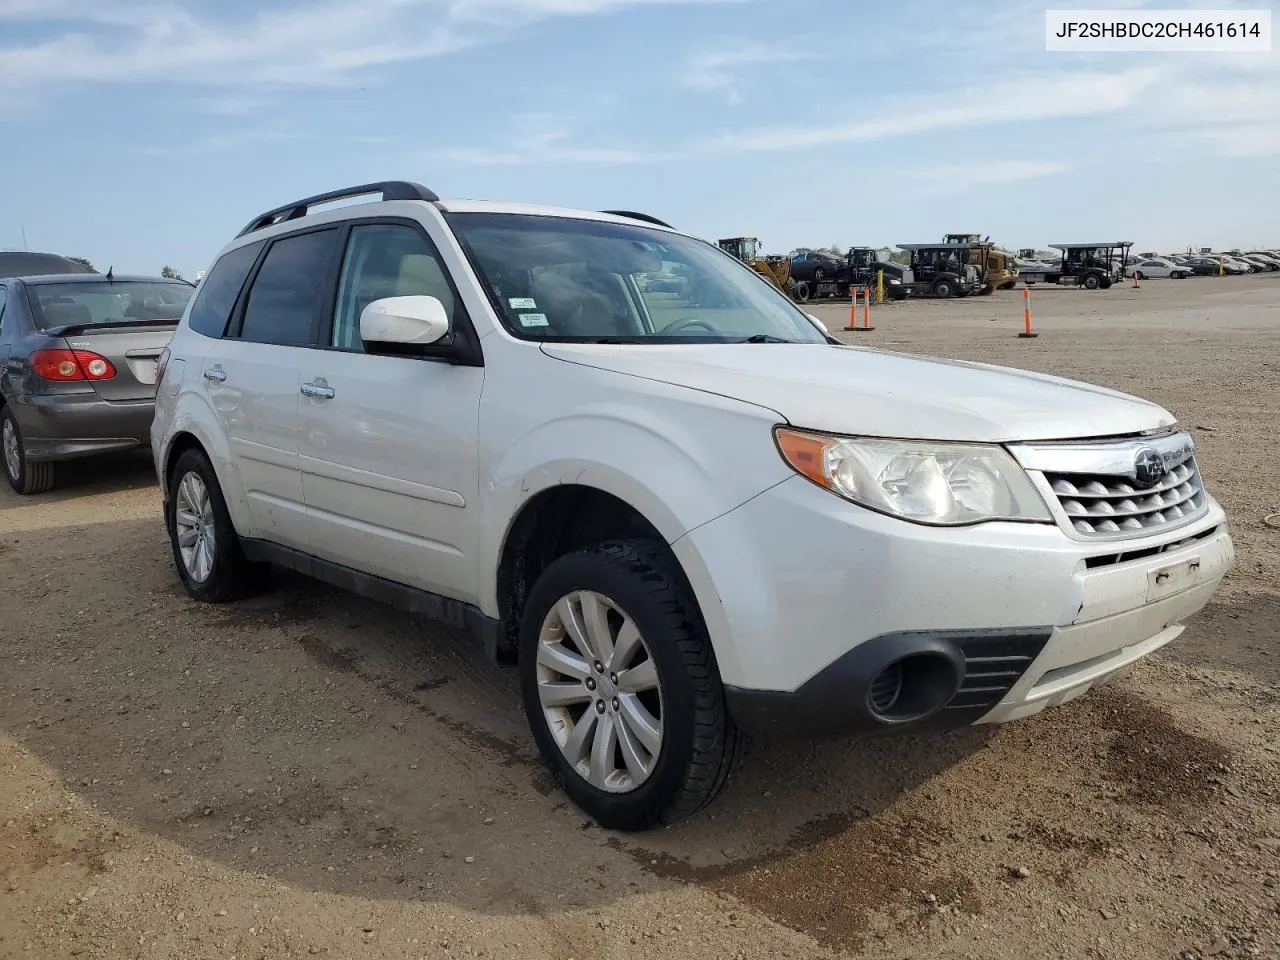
[155, 401, 253, 537]
[492, 483, 703, 661]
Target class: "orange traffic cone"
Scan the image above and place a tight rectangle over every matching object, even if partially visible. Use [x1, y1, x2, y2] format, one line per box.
[1132, 271, 1141, 289]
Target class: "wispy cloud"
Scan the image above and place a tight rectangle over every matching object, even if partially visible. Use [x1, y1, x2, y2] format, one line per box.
[680, 37, 819, 102]
[430, 125, 676, 166]
[0, 0, 739, 92]
[702, 67, 1163, 152]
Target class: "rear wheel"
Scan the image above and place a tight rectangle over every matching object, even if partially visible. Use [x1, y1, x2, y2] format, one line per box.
[166, 447, 267, 602]
[1, 408, 55, 495]
[519, 540, 743, 831]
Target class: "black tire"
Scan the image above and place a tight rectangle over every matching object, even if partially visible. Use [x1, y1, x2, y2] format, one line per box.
[979, 284, 994, 296]
[793, 280, 811, 303]
[933, 279, 953, 298]
[519, 539, 744, 831]
[1082, 273, 1101, 290]
[1, 407, 55, 495]
[165, 447, 268, 602]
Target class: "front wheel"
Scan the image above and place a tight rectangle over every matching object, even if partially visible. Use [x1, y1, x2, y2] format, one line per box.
[933, 279, 954, 298]
[1, 408, 55, 495]
[1082, 273, 1101, 290]
[520, 540, 743, 831]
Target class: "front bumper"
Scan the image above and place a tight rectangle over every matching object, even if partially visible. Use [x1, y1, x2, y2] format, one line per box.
[674, 475, 1233, 738]
[9, 392, 155, 461]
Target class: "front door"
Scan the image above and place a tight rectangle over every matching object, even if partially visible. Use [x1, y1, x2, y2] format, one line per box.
[297, 220, 484, 603]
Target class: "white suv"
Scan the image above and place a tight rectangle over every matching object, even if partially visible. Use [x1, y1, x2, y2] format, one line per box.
[152, 181, 1234, 830]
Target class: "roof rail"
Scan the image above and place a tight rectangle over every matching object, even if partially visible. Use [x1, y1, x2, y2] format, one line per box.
[236, 181, 440, 238]
[600, 210, 674, 229]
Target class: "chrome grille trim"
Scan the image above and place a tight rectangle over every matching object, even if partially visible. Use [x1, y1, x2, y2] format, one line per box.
[1009, 431, 1209, 540]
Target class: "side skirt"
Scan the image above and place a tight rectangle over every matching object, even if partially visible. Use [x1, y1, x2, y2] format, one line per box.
[239, 538, 506, 662]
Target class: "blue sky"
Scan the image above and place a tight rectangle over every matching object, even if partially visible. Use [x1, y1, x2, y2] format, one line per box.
[1, 0, 1276, 276]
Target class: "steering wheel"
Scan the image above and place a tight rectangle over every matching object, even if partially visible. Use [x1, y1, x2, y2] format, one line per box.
[663, 316, 718, 335]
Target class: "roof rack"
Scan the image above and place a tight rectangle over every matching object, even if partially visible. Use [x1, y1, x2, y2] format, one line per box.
[236, 181, 440, 238]
[600, 210, 674, 229]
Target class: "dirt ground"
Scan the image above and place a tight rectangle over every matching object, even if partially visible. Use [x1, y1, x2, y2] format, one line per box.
[1, 275, 1277, 960]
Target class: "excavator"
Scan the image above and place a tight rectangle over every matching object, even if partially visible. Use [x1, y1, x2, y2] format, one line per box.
[717, 237, 791, 293]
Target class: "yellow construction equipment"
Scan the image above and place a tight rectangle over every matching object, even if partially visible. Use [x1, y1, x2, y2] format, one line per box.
[718, 237, 791, 293]
[944, 233, 1018, 294]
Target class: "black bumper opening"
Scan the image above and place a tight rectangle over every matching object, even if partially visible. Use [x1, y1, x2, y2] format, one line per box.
[725, 627, 1052, 739]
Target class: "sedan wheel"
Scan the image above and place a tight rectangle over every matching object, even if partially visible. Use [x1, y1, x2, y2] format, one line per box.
[536, 590, 663, 793]
[1, 408, 55, 495]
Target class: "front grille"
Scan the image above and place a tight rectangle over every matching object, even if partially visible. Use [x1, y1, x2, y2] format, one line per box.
[1045, 452, 1206, 537]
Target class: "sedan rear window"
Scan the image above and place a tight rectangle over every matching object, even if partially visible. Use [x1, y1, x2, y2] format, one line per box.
[27, 281, 194, 331]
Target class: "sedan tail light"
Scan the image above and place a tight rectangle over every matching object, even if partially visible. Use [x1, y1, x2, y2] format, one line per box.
[31, 349, 117, 381]
[155, 346, 171, 387]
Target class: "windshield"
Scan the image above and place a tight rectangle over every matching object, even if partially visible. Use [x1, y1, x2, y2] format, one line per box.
[446, 213, 825, 344]
[28, 280, 194, 330]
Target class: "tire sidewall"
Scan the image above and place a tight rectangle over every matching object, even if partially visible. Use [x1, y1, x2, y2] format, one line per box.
[518, 546, 707, 828]
[934, 280, 952, 298]
[166, 449, 246, 601]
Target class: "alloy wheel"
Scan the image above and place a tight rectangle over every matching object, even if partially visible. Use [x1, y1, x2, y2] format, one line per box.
[2, 418, 20, 482]
[174, 471, 217, 583]
[536, 590, 663, 793]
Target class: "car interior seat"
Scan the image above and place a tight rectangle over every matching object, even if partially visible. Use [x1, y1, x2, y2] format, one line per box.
[41, 302, 93, 327]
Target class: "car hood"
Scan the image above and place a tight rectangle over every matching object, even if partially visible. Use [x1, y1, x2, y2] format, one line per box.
[540, 343, 1176, 442]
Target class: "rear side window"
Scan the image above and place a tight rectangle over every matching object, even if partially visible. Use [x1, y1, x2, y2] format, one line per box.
[188, 241, 263, 338]
[239, 230, 338, 346]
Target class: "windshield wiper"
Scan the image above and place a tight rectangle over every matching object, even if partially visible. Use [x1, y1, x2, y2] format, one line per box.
[591, 336, 646, 344]
[736, 334, 798, 344]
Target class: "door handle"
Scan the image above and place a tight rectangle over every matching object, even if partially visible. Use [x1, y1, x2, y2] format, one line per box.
[300, 382, 335, 400]
[203, 367, 226, 382]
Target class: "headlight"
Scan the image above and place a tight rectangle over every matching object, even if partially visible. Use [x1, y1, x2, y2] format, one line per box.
[775, 428, 1053, 525]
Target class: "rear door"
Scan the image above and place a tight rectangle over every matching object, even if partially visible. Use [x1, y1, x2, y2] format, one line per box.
[202, 227, 342, 548]
[296, 219, 484, 602]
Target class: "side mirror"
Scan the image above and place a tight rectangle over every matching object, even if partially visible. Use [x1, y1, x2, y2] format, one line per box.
[360, 296, 449, 351]
[805, 313, 830, 334]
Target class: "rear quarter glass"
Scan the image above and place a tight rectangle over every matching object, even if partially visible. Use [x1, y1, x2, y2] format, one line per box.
[188, 241, 265, 338]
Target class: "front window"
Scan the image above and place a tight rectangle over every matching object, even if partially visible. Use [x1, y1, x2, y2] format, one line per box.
[447, 214, 825, 343]
[27, 280, 194, 330]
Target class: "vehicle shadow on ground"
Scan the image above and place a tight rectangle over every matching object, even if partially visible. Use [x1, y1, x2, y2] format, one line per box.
[0, 452, 155, 511]
[0, 516, 992, 919]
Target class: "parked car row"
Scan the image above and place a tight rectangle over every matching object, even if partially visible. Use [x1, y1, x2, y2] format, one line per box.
[1123, 250, 1280, 279]
[1, 188, 1236, 831]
